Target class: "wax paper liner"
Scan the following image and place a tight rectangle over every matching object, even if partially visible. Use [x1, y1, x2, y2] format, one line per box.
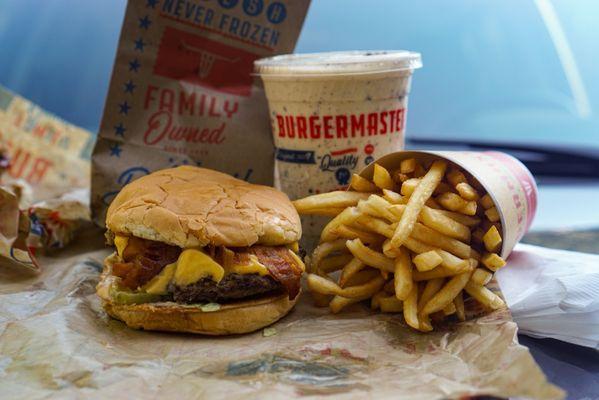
[0, 228, 564, 400]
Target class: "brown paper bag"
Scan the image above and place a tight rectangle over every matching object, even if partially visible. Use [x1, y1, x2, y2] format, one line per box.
[91, 0, 311, 225]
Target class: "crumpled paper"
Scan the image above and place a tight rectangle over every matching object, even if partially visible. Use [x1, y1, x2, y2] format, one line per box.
[0, 228, 564, 400]
[0, 184, 90, 272]
[497, 243, 599, 349]
[0, 85, 93, 272]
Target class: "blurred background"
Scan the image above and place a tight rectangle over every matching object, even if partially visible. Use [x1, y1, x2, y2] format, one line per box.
[0, 0, 598, 241]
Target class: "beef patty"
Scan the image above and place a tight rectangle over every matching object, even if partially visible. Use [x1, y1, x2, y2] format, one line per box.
[111, 235, 302, 301]
[172, 273, 282, 303]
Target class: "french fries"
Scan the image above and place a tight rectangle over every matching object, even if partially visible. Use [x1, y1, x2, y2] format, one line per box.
[319, 254, 354, 273]
[330, 295, 369, 314]
[425, 198, 442, 209]
[436, 210, 481, 227]
[379, 295, 404, 312]
[419, 206, 471, 242]
[471, 268, 493, 286]
[411, 223, 471, 259]
[390, 160, 447, 248]
[447, 168, 467, 186]
[485, 206, 500, 223]
[454, 291, 465, 321]
[418, 278, 444, 310]
[400, 178, 421, 196]
[351, 174, 379, 192]
[437, 192, 477, 215]
[420, 271, 471, 316]
[310, 239, 348, 273]
[358, 195, 396, 221]
[400, 158, 416, 174]
[334, 225, 384, 245]
[480, 194, 494, 209]
[346, 238, 395, 272]
[307, 272, 385, 298]
[392, 171, 409, 184]
[455, 182, 478, 201]
[403, 285, 420, 330]
[293, 191, 372, 213]
[373, 164, 395, 190]
[436, 250, 470, 272]
[394, 247, 413, 300]
[338, 257, 366, 286]
[382, 189, 405, 204]
[481, 253, 506, 271]
[320, 207, 361, 242]
[483, 225, 502, 252]
[355, 215, 394, 238]
[464, 281, 505, 310]
[294, 156, 508, 332]
[412, 250, 443, 272]
[413, 261, 474, 281]
[443, 302, 456, 316]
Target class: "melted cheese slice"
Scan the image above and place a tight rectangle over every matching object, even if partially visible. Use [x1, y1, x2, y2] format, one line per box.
[131, 245, 304, 291]
[173, 249, 225, 286]
[286, 242, 299, 253]
[228, 254, 269, 276]
[114, 235, 129, 257]
[288, 249, 306, 272]
[143, 262, 177, 294]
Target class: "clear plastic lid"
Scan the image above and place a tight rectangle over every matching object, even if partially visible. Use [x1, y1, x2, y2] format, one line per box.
[254, 50, 422, 77]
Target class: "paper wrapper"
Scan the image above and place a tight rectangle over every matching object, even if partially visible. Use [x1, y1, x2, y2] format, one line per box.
[91, 0, 311, 226]
[0, 183, 91, 273]
[497, 243, 599, 349]
[359, 150, 538, 258]
[0, 85, 93, 271]
[0, 226, 563, 399]
[0, 86, 92, 195]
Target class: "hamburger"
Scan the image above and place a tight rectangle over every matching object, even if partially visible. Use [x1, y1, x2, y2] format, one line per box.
[96, 166, 304, 335]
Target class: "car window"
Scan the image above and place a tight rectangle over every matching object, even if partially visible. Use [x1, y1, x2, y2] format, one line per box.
[1, 0, 598, 150]
[296, 0, 599, 149]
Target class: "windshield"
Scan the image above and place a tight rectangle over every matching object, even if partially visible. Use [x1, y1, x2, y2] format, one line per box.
[297, 0, 599, 150]
[0, 0, 597, 151]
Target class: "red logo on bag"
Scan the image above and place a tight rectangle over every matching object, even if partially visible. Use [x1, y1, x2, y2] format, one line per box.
[154, 27, 259, 97]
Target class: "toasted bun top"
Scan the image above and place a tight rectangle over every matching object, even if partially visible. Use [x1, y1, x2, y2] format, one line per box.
[106, 166, 301, 248]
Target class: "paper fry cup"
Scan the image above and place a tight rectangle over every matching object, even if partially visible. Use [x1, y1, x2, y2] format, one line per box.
[358, 150, 538, 258]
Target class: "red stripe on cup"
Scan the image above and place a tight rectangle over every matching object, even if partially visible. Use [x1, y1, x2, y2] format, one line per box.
[485, 152, 538, 233]
[330, 148, 358, 156]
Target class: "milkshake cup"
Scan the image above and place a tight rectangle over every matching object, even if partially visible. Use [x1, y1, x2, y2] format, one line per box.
[357, 150, 538, 258]
[254, 51, 422, 244]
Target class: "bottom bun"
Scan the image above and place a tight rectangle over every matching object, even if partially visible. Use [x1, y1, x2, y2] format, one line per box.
[102, 292, 298, 335]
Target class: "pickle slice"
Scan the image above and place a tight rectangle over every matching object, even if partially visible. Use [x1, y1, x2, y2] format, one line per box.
[109, 285, 162, 305]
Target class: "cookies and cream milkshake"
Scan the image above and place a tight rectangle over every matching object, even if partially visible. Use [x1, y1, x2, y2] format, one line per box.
[255, 51, 422, 245]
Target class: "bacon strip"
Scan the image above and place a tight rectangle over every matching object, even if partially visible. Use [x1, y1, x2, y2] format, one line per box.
[112, 238, 181, 289]
[112, 237, 303, 298]
[250, 246, 303, 300]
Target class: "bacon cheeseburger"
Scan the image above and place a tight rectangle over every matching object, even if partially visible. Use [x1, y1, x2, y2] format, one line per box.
[96, 166, 304, 335]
